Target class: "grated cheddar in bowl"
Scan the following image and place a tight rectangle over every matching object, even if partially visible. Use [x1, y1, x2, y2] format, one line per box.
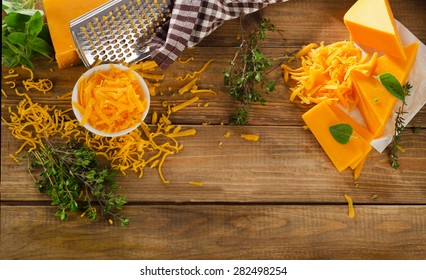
[72, 64, 150, 137]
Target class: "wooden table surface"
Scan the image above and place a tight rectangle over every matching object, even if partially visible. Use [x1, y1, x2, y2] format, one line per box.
[1, 0, 425, 260]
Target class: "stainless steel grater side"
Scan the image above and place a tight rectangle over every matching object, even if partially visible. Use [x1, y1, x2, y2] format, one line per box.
[70, 0, 172, 68]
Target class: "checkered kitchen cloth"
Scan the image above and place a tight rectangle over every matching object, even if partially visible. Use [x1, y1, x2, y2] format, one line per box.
[150, 0, 289, 69]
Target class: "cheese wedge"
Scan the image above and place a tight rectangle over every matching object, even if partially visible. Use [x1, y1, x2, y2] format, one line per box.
[302, 101, 372, 173]
[344, 0, 406, 60]
[351, 70, 397, 138]
[43, 0, 109, 69]
[374, 42, 419, 83]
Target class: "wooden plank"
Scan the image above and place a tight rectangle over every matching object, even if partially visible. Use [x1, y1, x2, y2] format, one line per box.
[1, 205, 425, 260]
[194, 0, 426, 48]
[2, 48, 426, 127]
[2, 124, 425, 204]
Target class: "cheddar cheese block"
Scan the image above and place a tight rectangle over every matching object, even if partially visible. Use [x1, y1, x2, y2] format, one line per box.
[351, 70, 397, 138]
[374, 42, 419, 84]
[43, 0, 109, 69]
[302, 101, 372, 173]
[344, 0, 406, 60]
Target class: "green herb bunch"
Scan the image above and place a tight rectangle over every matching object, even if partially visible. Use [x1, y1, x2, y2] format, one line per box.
[31, 140, 129, 226]
[2, 1, 36, 13]
[378, 73, 412, 170]
[387, 83, 412, 169]
[224, 18, 276, 125]
[2, 6, 53, 69]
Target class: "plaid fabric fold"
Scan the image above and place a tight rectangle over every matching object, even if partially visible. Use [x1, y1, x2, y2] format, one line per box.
[150, 0, 288, 69]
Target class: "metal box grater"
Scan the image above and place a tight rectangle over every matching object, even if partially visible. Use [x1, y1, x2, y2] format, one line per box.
[70, 0, 172, 68]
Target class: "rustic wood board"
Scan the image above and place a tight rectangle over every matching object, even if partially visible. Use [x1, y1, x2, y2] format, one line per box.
[2, 124, 426, 203]
[1, 205, 425, 260]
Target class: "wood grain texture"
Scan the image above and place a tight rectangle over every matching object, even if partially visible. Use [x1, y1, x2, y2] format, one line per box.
[1, 205, 425, 260]
[2, 124, 425, 203]
[1, 0, 426, 260]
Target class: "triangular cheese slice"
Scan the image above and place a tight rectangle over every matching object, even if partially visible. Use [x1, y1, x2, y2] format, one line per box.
[328, 103, 374, 144]
[374, 42, 419, 84]
[344, 0, 406, 60]
[351, 70, 398, 138]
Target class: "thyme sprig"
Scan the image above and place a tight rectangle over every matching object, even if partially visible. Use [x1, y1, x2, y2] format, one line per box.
[30, 140, 129, 226]
[224, 18, 276, 125]
[388, 83, 412, 169]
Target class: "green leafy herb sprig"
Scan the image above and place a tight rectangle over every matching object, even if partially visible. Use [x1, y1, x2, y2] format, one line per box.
[378, 73, 412, 170]
[30, 140, 129, 226]
[224, 18, 276, 125]
[2, 1, 36, 13]
[2, 8, 53, 69]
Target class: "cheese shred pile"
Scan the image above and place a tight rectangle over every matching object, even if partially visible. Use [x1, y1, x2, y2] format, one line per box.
[2, 59, 210, 184]
[2, 94, 80, 154]
[81, 106, 197, 183]
[281, 41, 377, 110]
[72, 64, 148, 133]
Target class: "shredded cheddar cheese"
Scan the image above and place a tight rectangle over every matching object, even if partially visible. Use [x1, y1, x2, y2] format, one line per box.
[178, 78, 199, 95]
[175, 59, 214, 82]
[282, 41, 378, 110]
[73, 64, 148, 133]
[2, 94, 81, 154]
[3, 57, 208, 185]
[5, 81, 16, 88]
[178, 57, 194, 64]
[22, 78, 53, 93]
[21, 65, 34, 80]
[241, 134, 260, 141]
[3, 73, 19, 79]
[189, 181, 204, 187]
[344, 194, 355, 218]
[171, 96, 199, 113]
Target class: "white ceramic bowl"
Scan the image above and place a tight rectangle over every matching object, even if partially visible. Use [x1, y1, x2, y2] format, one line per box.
[72, 64, 150, 137]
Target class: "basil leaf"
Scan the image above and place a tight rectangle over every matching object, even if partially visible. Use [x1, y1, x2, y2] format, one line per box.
[378, 73, 405, 102]
[20, 55, 34, 70]
[2, 54, 21, 68]
[7, 31, 27, 46]
[4, 12, 30, 31]
[39, 25, 53, 46]
[329, 123, 353, 144]
[29, 37, 53, 58]
[26, 11, 43, 38]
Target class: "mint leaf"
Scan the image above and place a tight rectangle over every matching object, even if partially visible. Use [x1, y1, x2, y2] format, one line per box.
[7, 32, 27, 46]
[29, 37, 53, 58]
[2, 9, 52, 69]
[25, 11, 43, 38]
[20, 55, 34, 69]
[329, 123, 353, 144]
[378, 73, 405, 102]
[4, 12, 30, 31]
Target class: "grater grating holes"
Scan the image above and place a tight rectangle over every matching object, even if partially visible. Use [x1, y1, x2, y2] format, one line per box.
[71, 0, 172, 67]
